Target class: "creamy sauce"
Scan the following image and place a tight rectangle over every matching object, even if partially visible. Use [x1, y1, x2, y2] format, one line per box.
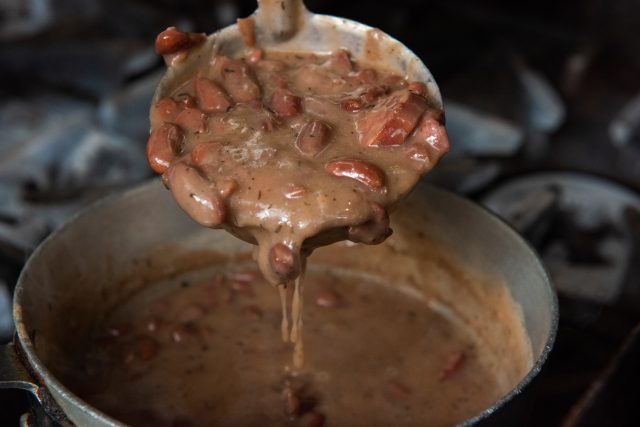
[148, 33, 449, 289]
[73, 263, 518, 427]
[148, 35, 449, 369]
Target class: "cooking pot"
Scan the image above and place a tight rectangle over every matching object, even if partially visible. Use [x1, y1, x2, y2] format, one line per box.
[0, 179, 557, 426]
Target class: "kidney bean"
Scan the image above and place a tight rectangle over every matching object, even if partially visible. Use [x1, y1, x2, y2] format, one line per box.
[347, 202, 391, 244]
[383, 74, 408, 90]
[176, 94, 199, 109]
[195, 77, 233, 113]
[410, 110, 449, 153]
[171, 322, 199, 343]
[155, 27, 206, 55]
[135, 336, 159, 361]
[120, 346, 135, 365]
[106, 323, 131, 338]
[270, 90, 301, 118]
[145, 318, 161, 333]
[282, 385, 302, 417]
[302, 412, 326, 427]
[357, 89, 427, 146]
[405, 143, 430, 165]
[325, 159, 385, 189]
[344, 68, 378, 85]
[177, 304, 206, 323]
[294, 64, 347, 96]
[153, 97, 180, 122]
[439, 351, 466, 380]
[407, 81, 427, 97]
[284, 184, 308, 199]
[295, 120, 330, 157]
[386, 380, 412, 400]
[325, 49, 353, 75]
[340, 98, 364, 112]
[246, 48, 263, 65]
[147, 123, 183, 174]
[269, 243, 299, 282]
[236, 17, 256, 47]
[190, 142, 220, 168]
[167, 163, 226, 228]
[217, 178, 238, 199]
[214, 56, 261, 103]
[231, 280, 253, 295]
[229, 271, 262, 283]
[242, 306, 263, 321]
[315, 289, 340, 308]
[175, 108, 207, 134]
[360, 85, 388, 105]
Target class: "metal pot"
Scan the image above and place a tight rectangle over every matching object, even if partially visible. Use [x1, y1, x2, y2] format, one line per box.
[0, 179, 557, 426]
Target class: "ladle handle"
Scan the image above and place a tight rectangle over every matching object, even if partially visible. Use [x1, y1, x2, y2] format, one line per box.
[255, 0, 306, 41]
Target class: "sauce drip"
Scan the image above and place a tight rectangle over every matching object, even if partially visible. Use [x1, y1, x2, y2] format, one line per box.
[148, 28, 449, 369]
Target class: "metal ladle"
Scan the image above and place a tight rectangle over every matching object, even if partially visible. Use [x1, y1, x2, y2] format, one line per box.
[151, 0, 444, 251]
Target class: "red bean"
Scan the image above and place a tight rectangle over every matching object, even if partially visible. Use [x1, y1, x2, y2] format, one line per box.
[135, 336, 159, 361]
[269, 243, 298, 282]
[190, 142, 220, 168]
[177, 304, 206, 323]
[147, 123, 182, 174]
[229, 271, 262, 283]
[344, 68, 378, 85]
[407, 81, 428, 97]
[214, 56, 261, 103]
[237, 17, 256, 47]
[107, 323, 131, 338]
[153, 97, 180, 122]
[195, 77, 233, 113]
[242, 306, 263, 321]
[357, 89, 427, 146]
[410, 110, 449, 153]
[246, 48, 263, 65]
[347, 202, 391, 244]
[284, 184, 307, 199]
[270, 90, 301, 118]
[440, 351, 466, 380]
[296, 120, 330, 157]
[325, 49, 353, 75]
[217, 178, 238, 199]
[175, 108, 207, 134]
[303, 413, 326, 427]
[315, 289, 340, 308]
[386, 380, 412, 400]
[155, 27, 206, 55]
[360, 85, 387, 105]
[340, 98, 364, 112]
[171, 323, 199, 343]
[231, 280, 253, 295]
[282, 385, 302, 417]
[325, 159, 385, 189]
[145, 318, 161, 333]
[167, 163, 226, 228]
[176, 94, 199, 109]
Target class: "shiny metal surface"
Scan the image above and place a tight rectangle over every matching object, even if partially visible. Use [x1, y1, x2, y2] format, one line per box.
[2, 178, 557, 426]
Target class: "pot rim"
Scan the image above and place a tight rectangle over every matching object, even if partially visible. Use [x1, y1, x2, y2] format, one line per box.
[13, 179, 558, 427]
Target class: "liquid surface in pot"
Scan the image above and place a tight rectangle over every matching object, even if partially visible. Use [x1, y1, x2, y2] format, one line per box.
[73, 263, 515, 427]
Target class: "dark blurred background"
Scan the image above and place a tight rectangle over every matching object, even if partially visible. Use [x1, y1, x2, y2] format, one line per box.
[1, 0, 640, 425]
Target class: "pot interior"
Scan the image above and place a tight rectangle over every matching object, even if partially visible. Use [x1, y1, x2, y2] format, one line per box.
[14, 180, 555, 426]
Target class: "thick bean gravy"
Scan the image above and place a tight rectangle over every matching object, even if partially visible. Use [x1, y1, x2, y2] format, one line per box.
[76, 263, 514, 427]
[148, 28, 449, 287]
